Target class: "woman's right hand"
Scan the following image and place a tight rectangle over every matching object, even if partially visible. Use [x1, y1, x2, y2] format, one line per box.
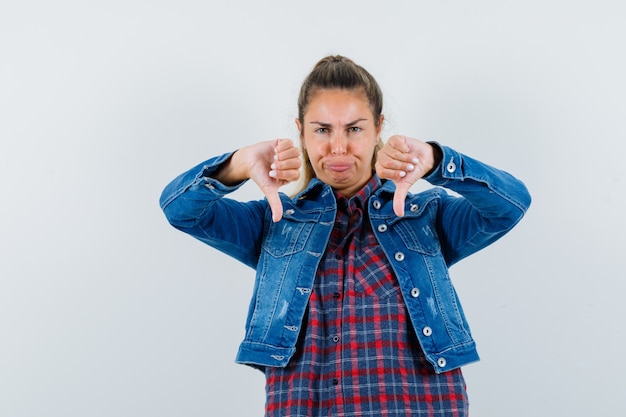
[214, 139, 301, 222]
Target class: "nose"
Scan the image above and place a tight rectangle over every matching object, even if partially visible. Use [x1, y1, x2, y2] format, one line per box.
[331, 132, 347, 155]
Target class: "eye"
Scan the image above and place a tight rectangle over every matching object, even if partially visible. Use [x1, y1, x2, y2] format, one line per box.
[315, 127, 329, 134]
[348, 126, 362, 133]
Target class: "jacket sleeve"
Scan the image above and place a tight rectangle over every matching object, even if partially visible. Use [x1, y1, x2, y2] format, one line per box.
[423, 144, 532, 266]
[159, 152, 267, 269]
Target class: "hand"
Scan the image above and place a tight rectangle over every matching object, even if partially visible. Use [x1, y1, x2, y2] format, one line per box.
[375, 135, 437, 217]
[240, 139, 301, 222]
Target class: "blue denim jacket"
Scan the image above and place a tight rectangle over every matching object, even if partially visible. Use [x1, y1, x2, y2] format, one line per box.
[160, 145, 531, 373]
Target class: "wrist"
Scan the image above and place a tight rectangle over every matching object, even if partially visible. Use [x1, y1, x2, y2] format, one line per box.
[212, 150, 249, 185]
[424, 142, 443, 177]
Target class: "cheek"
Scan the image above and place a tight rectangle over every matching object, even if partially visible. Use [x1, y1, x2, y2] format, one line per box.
[303, 138, 326, 161]
[356, 138, 378, 157]
[301, 141, 315, 169]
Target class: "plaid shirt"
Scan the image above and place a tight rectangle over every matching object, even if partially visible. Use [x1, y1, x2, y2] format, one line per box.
[265, 176, 469, 417]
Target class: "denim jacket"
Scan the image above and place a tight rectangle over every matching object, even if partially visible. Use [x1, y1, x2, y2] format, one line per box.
[160, 145, 531, 373]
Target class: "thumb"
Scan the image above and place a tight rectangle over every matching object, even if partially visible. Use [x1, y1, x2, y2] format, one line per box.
[265, 187, 284, 222]
[393, 182, 411, 217]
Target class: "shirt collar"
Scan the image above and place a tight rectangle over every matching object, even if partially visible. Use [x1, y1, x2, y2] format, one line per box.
[334, 175, 382, 215]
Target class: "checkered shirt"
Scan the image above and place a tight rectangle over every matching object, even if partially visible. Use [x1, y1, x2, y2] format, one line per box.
[264, 176, 469, 417]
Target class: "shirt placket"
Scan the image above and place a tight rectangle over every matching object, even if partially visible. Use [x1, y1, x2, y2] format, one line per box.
[332, 200, 365, 417]
[327, 211, 347, 416]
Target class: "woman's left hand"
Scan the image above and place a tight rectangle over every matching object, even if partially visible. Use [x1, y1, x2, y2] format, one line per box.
[375, 135, 439, 217]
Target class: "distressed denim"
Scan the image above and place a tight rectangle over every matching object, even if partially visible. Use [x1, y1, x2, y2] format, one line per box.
[160, 145, 531, 373]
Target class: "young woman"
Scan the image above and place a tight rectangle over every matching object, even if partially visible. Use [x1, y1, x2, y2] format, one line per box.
[160, 55, 531, 416]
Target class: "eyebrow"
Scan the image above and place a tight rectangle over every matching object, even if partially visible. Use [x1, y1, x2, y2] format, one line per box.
[309, 118, 368, 128]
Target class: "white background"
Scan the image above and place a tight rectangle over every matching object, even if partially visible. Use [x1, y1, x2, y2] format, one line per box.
[1, 1, 625, 415]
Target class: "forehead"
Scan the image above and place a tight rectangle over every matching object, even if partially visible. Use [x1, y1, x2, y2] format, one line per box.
[304, 88, 373, 121]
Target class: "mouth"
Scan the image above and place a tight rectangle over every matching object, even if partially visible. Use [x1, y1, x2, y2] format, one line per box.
[326, 163, 351, 173]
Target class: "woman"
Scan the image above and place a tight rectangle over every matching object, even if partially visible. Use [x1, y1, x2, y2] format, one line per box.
[160, 55, 531, 416]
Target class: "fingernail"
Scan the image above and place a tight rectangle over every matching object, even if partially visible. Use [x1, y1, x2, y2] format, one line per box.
[269, 170, 277, 178]
[406, 164, 414, 171]
[399, 171, 406, 178]
[270, 163, 276, 170]
[412, 157, 420, 164]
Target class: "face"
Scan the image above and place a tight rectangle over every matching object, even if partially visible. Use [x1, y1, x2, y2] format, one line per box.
[296, 89, 383, 198]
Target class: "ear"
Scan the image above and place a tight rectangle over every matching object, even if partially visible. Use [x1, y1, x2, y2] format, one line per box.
[376, 114, 385, 137]
[295, 118, 305, 149]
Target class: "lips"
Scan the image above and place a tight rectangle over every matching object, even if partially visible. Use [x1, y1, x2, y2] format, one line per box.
[327, 163, 351, 172]
[325, 158, 353, 172]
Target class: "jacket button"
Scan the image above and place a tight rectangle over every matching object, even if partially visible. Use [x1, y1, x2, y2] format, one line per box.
[394, 252, 405, 261]
[410, 288, 420, 298]
[377, 224, 388, 232]
[284, 209, 295, 215]
[437, 357, 447, 368]
[422, 326, 433, 336]
[446, 158, 457, 173]
[372, 200, 381, 209]
[410, 204, 419, 212]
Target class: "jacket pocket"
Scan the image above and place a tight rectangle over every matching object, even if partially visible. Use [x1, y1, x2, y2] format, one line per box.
[262, 218, 316, 257]
[394, 220, 441, 256]
[390, 197, 442, 256]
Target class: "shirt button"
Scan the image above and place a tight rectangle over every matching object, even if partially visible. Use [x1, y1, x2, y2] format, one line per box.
[394, 252, 405, 261]
[333, 292, 341, 299]
[372, 200, 381, 209]
[437, 357, 447, 368]
[422, 326, 433, 337]
[377, 224, 388, 232]
[332, 379, 339, 385]
[411, 288, 420, 298]
[332, 335, 340, 343]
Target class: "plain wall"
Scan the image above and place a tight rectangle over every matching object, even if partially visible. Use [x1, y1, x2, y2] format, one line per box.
[1, 0, 625, 415]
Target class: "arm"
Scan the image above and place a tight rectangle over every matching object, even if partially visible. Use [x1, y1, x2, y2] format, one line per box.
[424, 144, 531, 265]
[159, 139, 301, 268]
[159, 152, 266, 268]
[376, 136, 531, 265]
